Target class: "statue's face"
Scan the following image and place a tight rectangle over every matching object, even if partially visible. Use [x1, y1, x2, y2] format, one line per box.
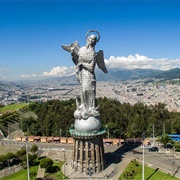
[87, 35, 97, 46]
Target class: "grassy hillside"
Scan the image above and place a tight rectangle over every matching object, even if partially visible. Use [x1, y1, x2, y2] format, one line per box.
[0, 103, 28, 114]
[0, 103, 37, 137]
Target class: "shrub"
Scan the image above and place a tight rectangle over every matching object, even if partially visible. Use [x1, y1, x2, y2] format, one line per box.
[40, 158, 53, 171]
[30, 171, 37, 178]
[30, 144, 38, 154]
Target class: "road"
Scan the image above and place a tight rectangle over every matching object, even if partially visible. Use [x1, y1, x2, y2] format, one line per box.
[1, 139, 180, 178]
[109, 145, 180, 178]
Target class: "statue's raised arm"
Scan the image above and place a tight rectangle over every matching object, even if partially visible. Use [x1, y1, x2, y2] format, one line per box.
[61, 41, 80, 65]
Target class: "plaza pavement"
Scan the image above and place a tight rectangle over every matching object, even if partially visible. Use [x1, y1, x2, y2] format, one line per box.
[62, 157, 131, 179]
[40, 145, 132, 179]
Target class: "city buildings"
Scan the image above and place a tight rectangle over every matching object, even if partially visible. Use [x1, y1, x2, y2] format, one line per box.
[0, 79, 179, 112]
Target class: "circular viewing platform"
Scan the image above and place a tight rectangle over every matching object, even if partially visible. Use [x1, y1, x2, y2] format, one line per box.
[69, 127, 106, 139]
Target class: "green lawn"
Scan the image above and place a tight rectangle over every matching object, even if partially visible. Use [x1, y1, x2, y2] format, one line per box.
[119, 159, 179, 180]
[4, 161, 67, 180]
[0, 103, 28, 114]
[2, 160, 179, 180]
[1, 165, 38, 180]
[45, 161, 67, 179]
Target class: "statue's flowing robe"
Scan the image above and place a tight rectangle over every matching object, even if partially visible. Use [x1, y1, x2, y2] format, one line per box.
[78, 46, 96, 110]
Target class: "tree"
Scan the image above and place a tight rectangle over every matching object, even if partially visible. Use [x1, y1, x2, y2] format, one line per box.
[30, 144, 38, 154]
[16, 149, 26, 160]
[5, 152, 15, 167]
[40, 158, 53, 171]
[0, 155, 6, 168]
[5, 152, 15, 161]
[28, 154, 37, 166]
[29, 102, 38, 111]
[171, 116, 180, 134]
[29, 123, 42, 136]
[22, 117, 36, 132]
[30, 171, 37, 179]
[157, 134, 173, 147]
[16, 98, 180, 139]
[0, 104, 4, 108]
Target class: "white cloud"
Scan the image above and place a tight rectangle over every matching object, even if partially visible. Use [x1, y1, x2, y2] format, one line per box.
[42, 66, 75, 77]
[105, 54, 180, 70]
[20, 73, 37, 78]
[0, 74, 6, 79]
[19, 54, 179, 79]
[0, 68, 8, 79]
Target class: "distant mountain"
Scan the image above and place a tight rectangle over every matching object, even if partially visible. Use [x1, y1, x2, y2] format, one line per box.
[152, 67, 180, 80]
[1, 68, 179, 86]
[13, 75, 78, 87]
[96, 68, 162, 81]
[52, 68, 163, 83]
[50, 68, 179, 83]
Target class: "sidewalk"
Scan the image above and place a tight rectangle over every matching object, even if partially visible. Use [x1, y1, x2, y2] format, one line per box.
[62, 157, 131, 179]
[36, 165, 45, 180]
[174, 152, 180, 158]
[165, 150, 180, 158]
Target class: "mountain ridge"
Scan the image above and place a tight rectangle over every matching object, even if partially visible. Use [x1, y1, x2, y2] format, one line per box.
[0, 68, 179, 85]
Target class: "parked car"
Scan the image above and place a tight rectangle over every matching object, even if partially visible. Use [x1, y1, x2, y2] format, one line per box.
[148, 147, 159, 152]
[165, 143, 174, 149]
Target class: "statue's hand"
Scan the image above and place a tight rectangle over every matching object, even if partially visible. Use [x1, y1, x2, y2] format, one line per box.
[70, 46, 75, 52]
[77, 62, 82, 67]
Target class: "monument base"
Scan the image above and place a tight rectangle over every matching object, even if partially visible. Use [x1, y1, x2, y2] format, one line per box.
[71, 134, 105, 174]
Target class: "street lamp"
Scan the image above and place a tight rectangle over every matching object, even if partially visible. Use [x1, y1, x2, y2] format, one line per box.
[142, 132, 145, 180]
[107, 126, 109, 139]
[105, 125, 110, 138]
[59, 128, 62, 142]
[152, 123, 155, 146]
[25, 136, 30, 180]
[8, 123, 9, 139]
[62, 148, 66, 176]
[173, 146, 176, 176]
[21, 120, 23, 135]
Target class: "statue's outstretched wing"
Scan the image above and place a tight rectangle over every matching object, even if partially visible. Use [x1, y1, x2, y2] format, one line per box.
[61, 41, 80, 65]
[96, 50, 108, 73]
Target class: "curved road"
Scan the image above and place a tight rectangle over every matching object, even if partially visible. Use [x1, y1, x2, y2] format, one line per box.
[111, 145, 180, 178]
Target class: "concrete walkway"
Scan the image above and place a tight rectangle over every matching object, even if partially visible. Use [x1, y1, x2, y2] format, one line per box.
[62, 157, 131, 179]
[36, 165, 45, 180]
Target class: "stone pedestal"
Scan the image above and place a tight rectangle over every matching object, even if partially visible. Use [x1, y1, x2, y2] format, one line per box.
[71, 134, 105, 174]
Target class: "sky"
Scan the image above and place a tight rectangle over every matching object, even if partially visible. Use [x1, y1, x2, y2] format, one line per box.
[0, 0, 180, 81]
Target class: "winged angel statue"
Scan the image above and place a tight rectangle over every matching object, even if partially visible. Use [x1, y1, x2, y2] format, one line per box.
[62, 30, 108, 120]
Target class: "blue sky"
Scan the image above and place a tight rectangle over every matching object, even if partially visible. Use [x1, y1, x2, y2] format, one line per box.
[0, 0, 180, 80]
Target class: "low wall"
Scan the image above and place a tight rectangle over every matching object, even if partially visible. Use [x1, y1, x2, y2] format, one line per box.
[0, 165, 23, 179]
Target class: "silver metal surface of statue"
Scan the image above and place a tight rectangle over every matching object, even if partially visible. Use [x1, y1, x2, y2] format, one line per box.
[61, 30, 107, 174]
[62, 30, 108, 133]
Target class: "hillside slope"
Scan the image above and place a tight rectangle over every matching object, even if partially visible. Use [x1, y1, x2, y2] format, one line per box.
[0, 105, 37, 137]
